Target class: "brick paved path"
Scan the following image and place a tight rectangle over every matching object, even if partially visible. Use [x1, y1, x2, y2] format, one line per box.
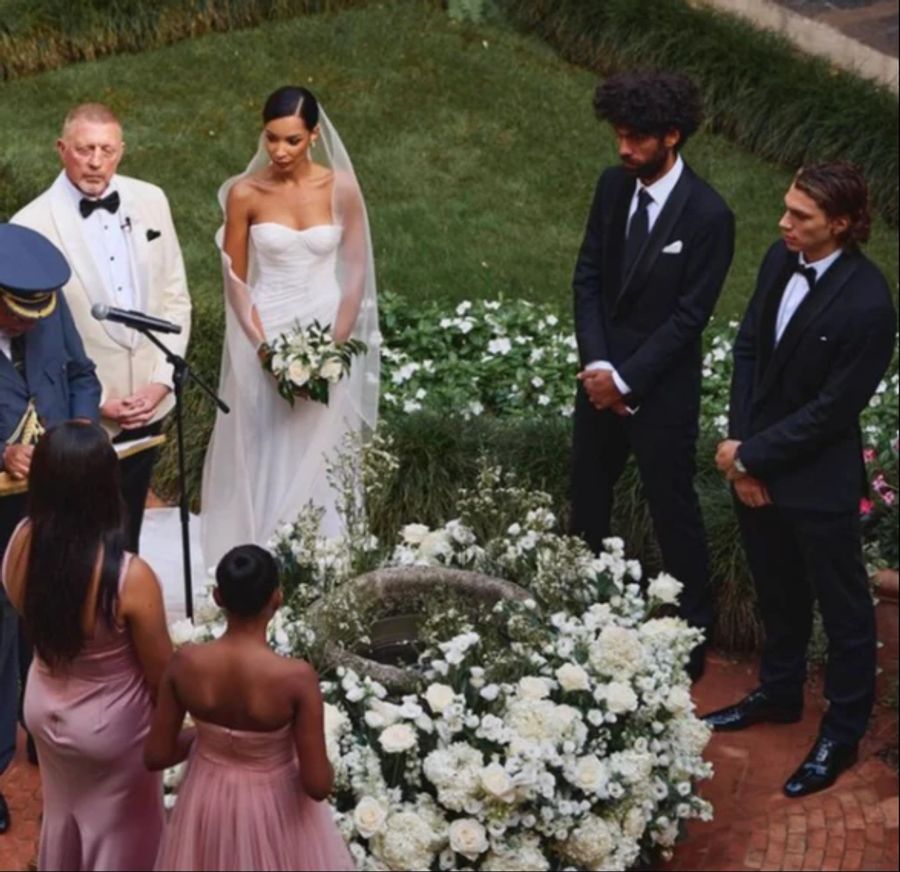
[1, 651, 897, 871]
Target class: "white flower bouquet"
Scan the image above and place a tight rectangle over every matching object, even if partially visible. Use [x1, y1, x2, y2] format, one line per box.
[260, 319, 367, 406]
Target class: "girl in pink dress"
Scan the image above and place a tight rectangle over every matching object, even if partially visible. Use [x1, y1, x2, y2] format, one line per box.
[145, 544, 351, 871]
[2, 421, 176, 871]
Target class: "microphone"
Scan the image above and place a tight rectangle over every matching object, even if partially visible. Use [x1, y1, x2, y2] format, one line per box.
[91, 303, 182, 335]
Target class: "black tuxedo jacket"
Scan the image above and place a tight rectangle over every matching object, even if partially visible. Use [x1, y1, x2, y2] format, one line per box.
[730, 241, 896, 512]
[573, 162, 735, 424]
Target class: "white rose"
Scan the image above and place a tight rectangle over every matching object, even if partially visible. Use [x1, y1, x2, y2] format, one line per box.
[401, 523, 431, 545]
[647, 572, 684, 605]
[287, 359, 311, 387]
[556, 662, 590, 692]
[603, 681, 639, 714]
[425, 683, 456, 714]
[665, 686, 693, 715]
[571, 754, 607, 793]
[319, 357, 344, 383]
[353, 797, 388, 839]
[479, 763, 516, 803]
[169, 618, 196, 647]
[517, 676, 552, 700]
[449, 818, 489, 861]
[379, 723, 417, 754]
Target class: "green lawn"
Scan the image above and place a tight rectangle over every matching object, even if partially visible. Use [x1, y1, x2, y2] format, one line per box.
[1, 1, 896, 336]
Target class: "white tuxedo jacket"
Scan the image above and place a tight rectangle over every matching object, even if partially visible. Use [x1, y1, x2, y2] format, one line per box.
[13, 172, 192, 435]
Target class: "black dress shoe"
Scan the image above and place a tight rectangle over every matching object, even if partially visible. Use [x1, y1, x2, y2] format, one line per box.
[687, 641, 707, 683]
[701, 688, 803, 731]
[783, 736, 858, 798]
[0, 789, 10, 834]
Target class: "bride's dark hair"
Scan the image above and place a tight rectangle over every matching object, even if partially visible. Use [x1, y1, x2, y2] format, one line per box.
[262, 86, 319, 130]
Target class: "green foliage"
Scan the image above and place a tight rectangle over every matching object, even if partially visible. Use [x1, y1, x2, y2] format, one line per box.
[447, 0, 495, 24]
[0, 0, 372, 79]
[498, 0, 900, 225]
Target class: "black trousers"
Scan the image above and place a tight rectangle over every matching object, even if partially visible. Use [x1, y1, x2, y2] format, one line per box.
[570, 387, 714, 631]
[113, 421, 163, 554]
[736, 501, 875, 745]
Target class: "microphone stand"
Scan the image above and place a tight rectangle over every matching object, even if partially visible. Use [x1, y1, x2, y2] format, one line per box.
[134, 327, 229, 621]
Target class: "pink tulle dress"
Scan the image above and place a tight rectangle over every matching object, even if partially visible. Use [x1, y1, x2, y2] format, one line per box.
[154, 720, 353, 871]
[8, 551, 164, 871]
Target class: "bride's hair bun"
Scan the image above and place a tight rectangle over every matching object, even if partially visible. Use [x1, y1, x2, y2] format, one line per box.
[262, 86, 320, 130]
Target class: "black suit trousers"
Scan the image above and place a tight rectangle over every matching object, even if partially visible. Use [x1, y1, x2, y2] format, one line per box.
[736, 501, 875, 745]
[570, 387, 713, 631]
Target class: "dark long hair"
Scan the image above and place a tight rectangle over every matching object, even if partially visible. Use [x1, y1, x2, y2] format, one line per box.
[24, 421, 126, 667]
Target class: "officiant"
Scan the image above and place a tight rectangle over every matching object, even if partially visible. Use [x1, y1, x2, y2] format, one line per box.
[0, 221, 101, 834]
[13, 101, 192, 552]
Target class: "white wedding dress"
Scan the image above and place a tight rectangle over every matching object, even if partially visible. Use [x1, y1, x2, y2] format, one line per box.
[200, 109, 380, 571]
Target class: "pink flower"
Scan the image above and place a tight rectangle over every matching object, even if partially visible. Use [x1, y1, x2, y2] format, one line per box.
[882, 490, 896, 507]
[859, 498, 875, 517]
[863, 447, 877, 463]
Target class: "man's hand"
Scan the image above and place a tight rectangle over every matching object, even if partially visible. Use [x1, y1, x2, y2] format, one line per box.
[3, 444, 34, 480]
[715, 439, 743, 477]
[733, 475, 772, 509]
[578, 368, 624, 412]
[118, 383, 171, 430]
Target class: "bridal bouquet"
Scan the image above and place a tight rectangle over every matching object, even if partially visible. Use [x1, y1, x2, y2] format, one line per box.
[260, 320, 367, 406]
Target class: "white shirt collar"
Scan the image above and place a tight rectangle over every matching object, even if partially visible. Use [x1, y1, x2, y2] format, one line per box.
[62, 171, 119, 208]
[636, 154, 684, 209]
[799, 247, 842, 280]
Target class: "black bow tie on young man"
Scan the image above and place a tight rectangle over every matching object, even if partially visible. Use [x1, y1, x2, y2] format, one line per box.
[79, 190, 120, 218]
[793, 264, 818, 290]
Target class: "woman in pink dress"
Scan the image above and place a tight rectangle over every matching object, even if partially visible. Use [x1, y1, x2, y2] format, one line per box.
[1, 421, 176, 871]
[145, 544, 351, 871]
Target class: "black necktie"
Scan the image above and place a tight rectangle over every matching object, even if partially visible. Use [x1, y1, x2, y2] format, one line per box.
[794, 265, 817, 290]
[624, 188, 653, 276]
[79, 190, 120, 218]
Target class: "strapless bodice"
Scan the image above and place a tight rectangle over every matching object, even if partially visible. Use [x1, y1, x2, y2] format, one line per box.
[193, 719, 296, 772]
[249, 223, 342, 335]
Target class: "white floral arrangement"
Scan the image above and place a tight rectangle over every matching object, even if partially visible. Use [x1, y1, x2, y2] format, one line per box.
[260, 318, 367, 406]
[322, 538, 712, 871]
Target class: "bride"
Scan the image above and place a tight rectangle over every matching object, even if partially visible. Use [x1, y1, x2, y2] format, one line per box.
[201, 86, 380, 568]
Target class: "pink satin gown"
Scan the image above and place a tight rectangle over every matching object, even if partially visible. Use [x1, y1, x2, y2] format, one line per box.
[11, 551, 164, 871]
[154, 720, 353, 871]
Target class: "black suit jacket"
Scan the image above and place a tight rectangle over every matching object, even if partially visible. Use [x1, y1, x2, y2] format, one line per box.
[730, 241, 896, 512]
[573, 162, 735, 424]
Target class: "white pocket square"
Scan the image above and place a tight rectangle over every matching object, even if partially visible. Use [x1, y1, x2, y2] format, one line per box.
[662, 240, 683, 254]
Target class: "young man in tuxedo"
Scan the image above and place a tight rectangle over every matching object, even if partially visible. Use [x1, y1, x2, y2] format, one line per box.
[13, 103, 191, 552]
[0, 223, 101, 834]
[571, 71, 735, 681]
[706, 162, 896, 797]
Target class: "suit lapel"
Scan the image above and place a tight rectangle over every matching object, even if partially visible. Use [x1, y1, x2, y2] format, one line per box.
[755, 251, 859, 402]
[755, 251, 796, 380]
[614, 165, 693, 316]
[603, 175, 632, 304]
[118, 179, 151, 315]
[48, 172, 133, 350]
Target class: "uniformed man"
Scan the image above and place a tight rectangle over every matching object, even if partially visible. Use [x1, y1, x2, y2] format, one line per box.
[0, 223, 101, 835]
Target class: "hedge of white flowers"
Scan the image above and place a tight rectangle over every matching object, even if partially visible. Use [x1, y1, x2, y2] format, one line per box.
[171, 446, 715, 870]
[379, 293, 899, 454]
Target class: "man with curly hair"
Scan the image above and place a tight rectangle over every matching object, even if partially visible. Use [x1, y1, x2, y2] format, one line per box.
[706, 162, 896, 797]
[571, 71, 735, 682]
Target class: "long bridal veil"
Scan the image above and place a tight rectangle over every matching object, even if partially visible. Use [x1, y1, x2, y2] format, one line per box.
[200, 104, 381, 570]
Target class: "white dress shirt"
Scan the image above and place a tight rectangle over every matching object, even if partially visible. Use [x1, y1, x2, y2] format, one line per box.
[64, 174, 139, 311]
[587, 156, 686, 402]
[0, 331, 11, 364]
[775, 248, 842, 343]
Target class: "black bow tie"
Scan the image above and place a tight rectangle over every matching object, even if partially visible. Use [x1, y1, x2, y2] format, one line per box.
[79, 190, 120, 218]
[794, 265, 817, 290]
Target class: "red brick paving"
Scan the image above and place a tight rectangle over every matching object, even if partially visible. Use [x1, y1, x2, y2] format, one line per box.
[1, 652, 897, 872]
